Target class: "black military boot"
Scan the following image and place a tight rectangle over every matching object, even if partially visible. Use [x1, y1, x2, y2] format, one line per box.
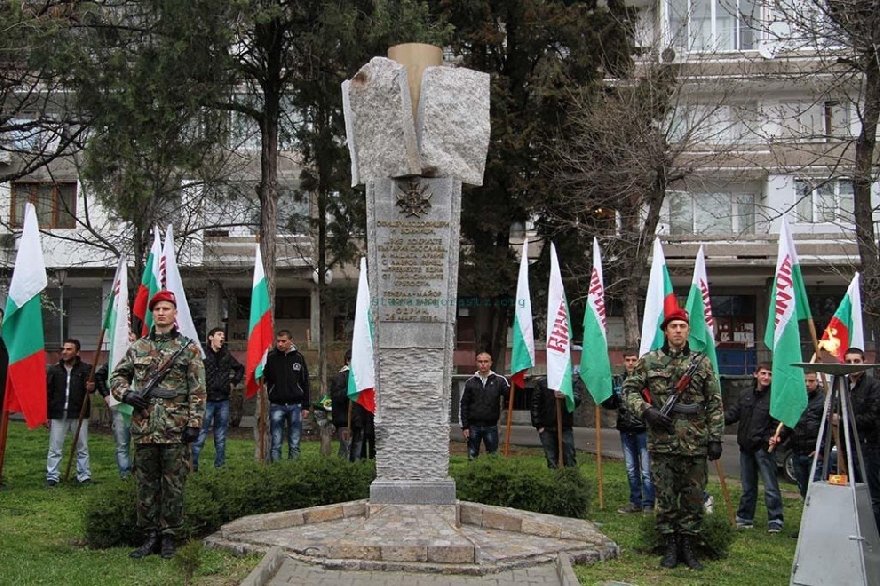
[160, 535, 175, 559]
[660, 533, 678, 568]
[130, 531, 160, 559]
[679, 535, 704, 571]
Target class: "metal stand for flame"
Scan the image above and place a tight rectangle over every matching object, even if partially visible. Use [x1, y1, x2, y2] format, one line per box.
[790, 362, 880, 586]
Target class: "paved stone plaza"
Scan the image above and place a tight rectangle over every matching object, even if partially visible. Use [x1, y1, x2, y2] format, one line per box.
[208, 500, 617, 585]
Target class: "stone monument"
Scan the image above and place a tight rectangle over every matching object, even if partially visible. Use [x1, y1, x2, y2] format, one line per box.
[342, 43, 490, 505]
[209, 46, 618, 580]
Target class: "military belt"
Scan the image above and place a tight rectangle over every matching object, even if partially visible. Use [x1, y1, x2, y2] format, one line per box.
[150, 387, 178, 399]
[670, 402, 703, 418]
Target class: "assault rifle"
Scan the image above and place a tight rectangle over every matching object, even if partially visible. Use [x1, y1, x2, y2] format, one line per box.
[131, 338, 194, 409]
[659, 352, 707, 417]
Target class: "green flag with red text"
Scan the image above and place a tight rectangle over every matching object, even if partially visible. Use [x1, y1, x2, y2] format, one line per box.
[764, 216, 811, 428]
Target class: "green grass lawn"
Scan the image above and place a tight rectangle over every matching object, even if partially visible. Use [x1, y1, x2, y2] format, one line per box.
[0, 420, 801, 585]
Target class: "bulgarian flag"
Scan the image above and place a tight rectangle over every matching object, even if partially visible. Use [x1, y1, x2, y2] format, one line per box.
[103, 254, 132, 414]
[2, 203, 48, 428]
[819, 273, 864, 362]
[764, 215, 811, 428]
[510, 239, 534, 388]
[245, 243, 273, 399]
[162, 224, 202, 355]
[581, 238, 612, 404]
[348, 257, 375, 412]
[639, 237, 677, 357]
[546, 243, 574, 413]
[685, 245, 719, 376]
[132, 227, 162, 336]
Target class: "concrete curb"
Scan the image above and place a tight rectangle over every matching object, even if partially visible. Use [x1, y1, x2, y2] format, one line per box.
[556, 553, 579, 586]
[239, 546, 285, 586]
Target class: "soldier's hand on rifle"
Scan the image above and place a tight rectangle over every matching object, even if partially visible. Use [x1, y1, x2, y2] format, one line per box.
[182, 427, 201, 443]
[122, 392, 149, 411]
[644, 407, 674, 433]
[707, 441, 722, 461]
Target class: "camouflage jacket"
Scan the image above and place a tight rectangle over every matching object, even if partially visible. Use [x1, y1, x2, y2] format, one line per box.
[110, 328, 206, 444]
[622, 344, 723, 456]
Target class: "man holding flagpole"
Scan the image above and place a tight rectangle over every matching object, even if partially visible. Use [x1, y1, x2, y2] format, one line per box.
[624, 308, 724, 571]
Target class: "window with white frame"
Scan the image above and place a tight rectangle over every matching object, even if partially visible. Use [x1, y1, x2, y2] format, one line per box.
[795, 179, 854, 223]
[669, 191, 755, 235]
[777, 101, 850, 140]
[667, 102, 760, 144]
[669, 0, 759, 53]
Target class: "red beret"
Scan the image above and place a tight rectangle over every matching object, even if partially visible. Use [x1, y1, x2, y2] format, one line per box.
[148, 290, 177, 310]
[661, 307, 689, 330]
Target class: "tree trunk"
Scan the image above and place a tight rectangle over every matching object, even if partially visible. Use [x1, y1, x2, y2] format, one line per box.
[853, 62, 880, 358]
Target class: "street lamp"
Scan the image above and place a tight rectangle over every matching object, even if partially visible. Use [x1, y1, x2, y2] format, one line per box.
[55, 268, 68, 347]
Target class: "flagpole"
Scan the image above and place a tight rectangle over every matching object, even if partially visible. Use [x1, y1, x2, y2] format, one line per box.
[555, 398, 564, 468]
[503, 383, 516, 457]
[713, 459, 736, 526]
[595, 407, 604, 509]
[63, 328, 105, 482]
[258, 381, 268, 465]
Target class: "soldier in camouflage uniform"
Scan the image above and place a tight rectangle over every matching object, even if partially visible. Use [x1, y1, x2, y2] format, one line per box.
[623, 308, 724, 571]
[111, 291, 205, 560]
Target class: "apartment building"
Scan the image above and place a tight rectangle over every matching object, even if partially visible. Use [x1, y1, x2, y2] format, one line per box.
[615, 0, 879, 372]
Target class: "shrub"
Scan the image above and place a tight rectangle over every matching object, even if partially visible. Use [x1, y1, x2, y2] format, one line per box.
[452, 455, 592, 518]
[637, 510, 735, 559]
[84, 455, 375, 548]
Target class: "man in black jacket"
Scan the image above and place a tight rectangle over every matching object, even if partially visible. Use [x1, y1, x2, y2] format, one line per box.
[724, 362, 784, 532]
[602, 349, 655, 513]
[841, 348, 880, 532]
[45, 339, 95, 487]
[263, 330, 310, 462]
[192, 328, 244, 471]
[459, 351, 510, 459]
[531, 370, 585, 468]
[790, 370, 825, 499]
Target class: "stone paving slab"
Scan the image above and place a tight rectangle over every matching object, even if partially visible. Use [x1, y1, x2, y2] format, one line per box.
[210, 500, 617, 585]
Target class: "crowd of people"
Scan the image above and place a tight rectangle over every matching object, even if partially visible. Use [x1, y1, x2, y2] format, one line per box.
[8, 291, 879, 569]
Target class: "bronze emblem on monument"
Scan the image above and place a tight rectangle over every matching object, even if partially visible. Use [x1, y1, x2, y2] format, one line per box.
[396, 179, 432, 217]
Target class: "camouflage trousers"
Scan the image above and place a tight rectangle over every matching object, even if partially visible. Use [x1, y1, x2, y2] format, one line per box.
[133, 443, 190, 536]
[652, 452, 707, 536]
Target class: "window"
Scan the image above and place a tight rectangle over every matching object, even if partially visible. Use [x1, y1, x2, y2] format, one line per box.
[669, 191, 755, 235]
[795, 179, 854, 223]
[669, 0, 759, 53]
[11, 182, 76, 229]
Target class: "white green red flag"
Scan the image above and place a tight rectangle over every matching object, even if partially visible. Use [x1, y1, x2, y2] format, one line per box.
[510, 239, 534, 388]
[161, 225, 203, 355]
[820, 272, 864, 362]
[132, 227, 162, 336]
[685, 245, 719, 376]
[764, 215, 811, 428]
[546, 243, 574, 413]
[581, 238, 612, 404]
[2, 203, 48, 428]
[639, 238, 677, 357]
[103, 254, 131, 413]
[347, 257, 375, 412]
[245, 243, 273, 399]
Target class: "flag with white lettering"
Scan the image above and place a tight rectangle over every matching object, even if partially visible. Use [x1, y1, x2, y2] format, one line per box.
[581, 238, 612, 403]
[764, 215, 811, 428]
[546, 243, 574, 412]
[685, 245, 719, 376]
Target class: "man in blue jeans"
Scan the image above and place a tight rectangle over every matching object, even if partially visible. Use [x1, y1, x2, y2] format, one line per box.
[192, 328, 244, 470]
[724, 362, 784, 533]
[602, 349, 655, 513]
[460, 351, 509, 459]
[263, 330, 310, 462]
